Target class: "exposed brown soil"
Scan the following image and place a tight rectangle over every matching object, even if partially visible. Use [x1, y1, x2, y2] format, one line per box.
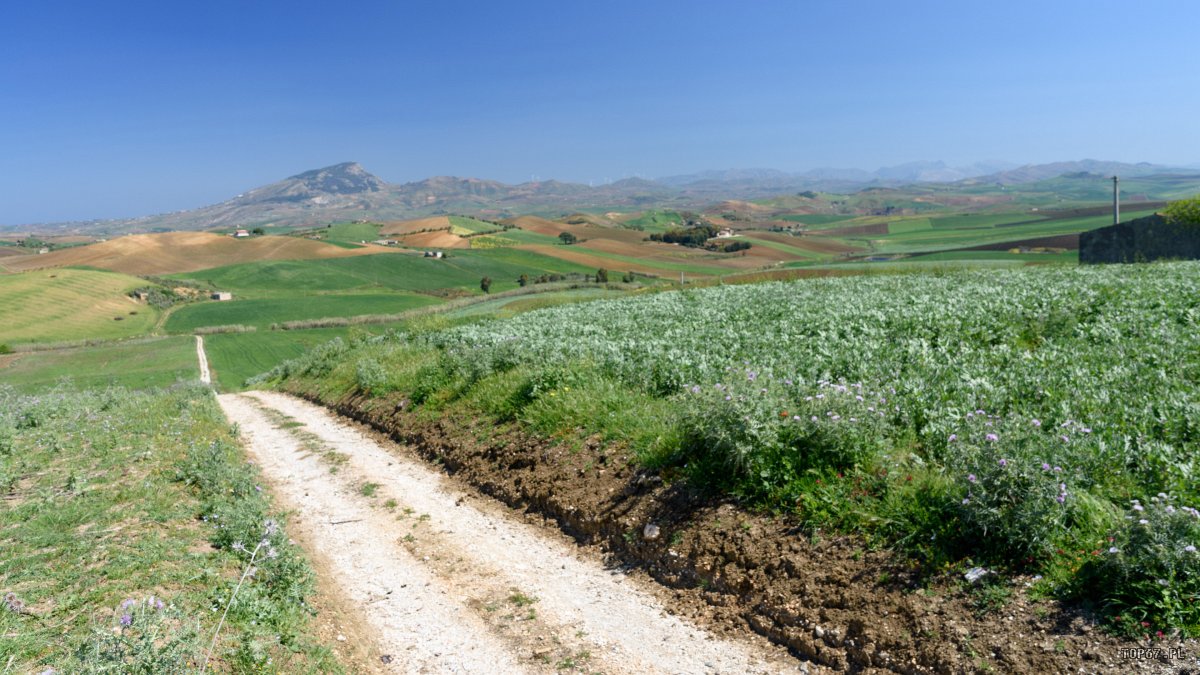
[288, 385, 1197, 675]
[961, 234, 1080, 252]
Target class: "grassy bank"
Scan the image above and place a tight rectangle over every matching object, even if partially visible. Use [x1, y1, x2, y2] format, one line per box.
[0, 384, 338, 672]
[259, 262, 1200, 638]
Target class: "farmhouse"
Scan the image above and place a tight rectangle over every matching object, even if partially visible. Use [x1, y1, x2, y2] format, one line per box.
[211, 291, 233, 301]
[232, 229, 250, 238]
[423, 250, 444, 258]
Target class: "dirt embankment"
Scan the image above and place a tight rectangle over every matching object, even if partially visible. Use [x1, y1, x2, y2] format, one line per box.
[287, 387, 1191, 674]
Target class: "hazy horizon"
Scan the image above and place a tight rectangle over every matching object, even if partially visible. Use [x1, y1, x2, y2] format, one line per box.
[4, 0, 1199, 224]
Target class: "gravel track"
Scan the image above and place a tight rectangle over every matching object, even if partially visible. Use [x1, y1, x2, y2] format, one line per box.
[217, 391, 804, 674]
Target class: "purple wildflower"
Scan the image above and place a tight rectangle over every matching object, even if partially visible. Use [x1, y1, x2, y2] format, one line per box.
[948, 434, 958, 442]
[120, 614, 132, 627]
[1109, 547, 1119, 554]
[1185, 545, 1197, 553]
[967, 474, 977, 483]
[985, 433, 998, 442]
[1031, 419, 1042, 427]
[998, 458, 1007, 467]
[1041, 462, 1051, 471]
[1133, 504, 1145, 512]
[1059, 435, 1069, 443]
[1056, 494, 1066, 504]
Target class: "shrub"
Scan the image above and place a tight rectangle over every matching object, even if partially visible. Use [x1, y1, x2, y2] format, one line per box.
[1164, 195, 1200, 226]
[355, 358, 389, 395]
[1083, 495, 1200, 636]
[558, 232, 577, 245]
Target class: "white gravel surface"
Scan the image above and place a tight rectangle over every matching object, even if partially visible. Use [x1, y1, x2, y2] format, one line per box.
[217, 390, 802, 674]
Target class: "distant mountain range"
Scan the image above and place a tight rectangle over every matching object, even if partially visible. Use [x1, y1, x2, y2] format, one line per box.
[6, 159, 1196, 235]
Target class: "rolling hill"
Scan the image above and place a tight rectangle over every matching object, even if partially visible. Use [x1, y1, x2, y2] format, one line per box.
[0, 231, 397, 275]
[11, 160, 1199, 237]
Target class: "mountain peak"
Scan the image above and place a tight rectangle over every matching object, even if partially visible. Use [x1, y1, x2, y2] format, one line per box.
[284, 162, 385, 194]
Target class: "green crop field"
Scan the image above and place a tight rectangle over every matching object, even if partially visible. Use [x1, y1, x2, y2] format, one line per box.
[0, 336, 198, 392]
[0, 268, 160, 345]
[316, 221, 379, 245]
[778, 214, 859, 226]
[164, 292, 439, 332]
[171, 249, 595, 298]
[203, 326, 398, 390]
[855, 208, 1159, 255]
[468, 228, 562, 247]
[622, 210, 683, 233]
[265, 261, 1200, 637]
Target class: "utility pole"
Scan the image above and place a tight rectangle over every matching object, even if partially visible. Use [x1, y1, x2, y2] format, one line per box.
[1112, 175, 1120, 225]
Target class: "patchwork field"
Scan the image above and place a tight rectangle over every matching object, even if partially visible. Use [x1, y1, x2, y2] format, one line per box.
[0, 268, 159, 344]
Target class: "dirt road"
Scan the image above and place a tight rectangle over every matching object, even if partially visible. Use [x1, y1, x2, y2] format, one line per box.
[217, 391, 808, 674]
[195, 335, 211, 385]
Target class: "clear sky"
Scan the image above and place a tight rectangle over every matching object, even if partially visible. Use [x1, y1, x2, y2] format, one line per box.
[2, 0, 1198, 224]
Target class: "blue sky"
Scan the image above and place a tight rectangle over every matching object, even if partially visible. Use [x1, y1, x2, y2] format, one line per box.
[2, 0, 1198, 224]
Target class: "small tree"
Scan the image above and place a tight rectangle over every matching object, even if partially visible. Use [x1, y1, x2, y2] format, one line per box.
[480, 276, 492, 293]
[1164, 195, 1200, 226]
[558, 232, 577, 245]
[595, 268, 608, 283]
[251, 227, 265, 236]
[517, 274, 529, 287]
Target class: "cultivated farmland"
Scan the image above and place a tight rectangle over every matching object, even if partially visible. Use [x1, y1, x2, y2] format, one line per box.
[0, 268, 159, 344]
[264, 261, 1200, 637]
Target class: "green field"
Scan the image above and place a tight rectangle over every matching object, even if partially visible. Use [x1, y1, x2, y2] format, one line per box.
[468, 228, 563, 247]
[203, 326, 398, 390]
[622, 210, 683, 233]
[313, 221, 379, 245]
[853, 208, 1159, 255]
[164, 292, 439, 332]
[171, 249, 595, 297]
[0, 336, 198, 391]
[0, 268, 160, 345]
